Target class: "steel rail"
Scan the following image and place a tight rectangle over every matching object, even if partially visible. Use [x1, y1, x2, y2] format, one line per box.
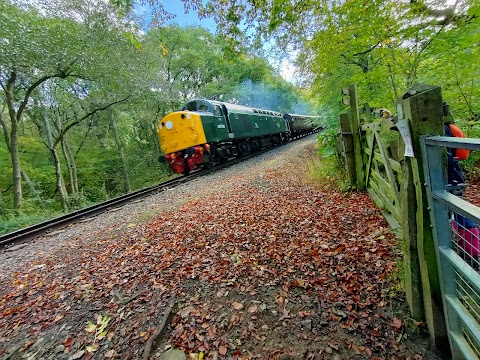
[0, 130, 321, 249]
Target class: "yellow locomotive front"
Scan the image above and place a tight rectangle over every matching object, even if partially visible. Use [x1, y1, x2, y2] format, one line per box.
[157, 111, 208, 174]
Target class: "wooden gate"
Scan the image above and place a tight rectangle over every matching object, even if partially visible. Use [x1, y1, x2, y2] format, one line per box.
[336, 84, 454, 353]
[361, 119, 402, 227]
[337, 86, 402, 228]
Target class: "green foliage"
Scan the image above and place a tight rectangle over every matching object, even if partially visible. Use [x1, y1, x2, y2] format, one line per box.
[458, 121, 480, 179]
[0, 212, 57, 235]
[180, 0, 479, 127]
[316, 129, 338, 158]
[308, 130, 352, 192]
[1, 3, 319, 233]
[307, 154, 351, 193]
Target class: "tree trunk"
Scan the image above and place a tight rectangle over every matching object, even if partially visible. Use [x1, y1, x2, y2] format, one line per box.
[62, 139, 78, 195]
[0, 190, 4, 216]
[44, 112, 69, 212]
[51, 148, 69, 212]
[2, 106, 30, 213]
[4, 72, 23, 213]
[109, 109, 130, 193]
[0, 111, 11, 215]
[10, 120, 23, 214]
[61, 137, 75, 194]
[21, 170, 43, 204]
[52, 110, 78, 198]
[0, 110, 10, 152]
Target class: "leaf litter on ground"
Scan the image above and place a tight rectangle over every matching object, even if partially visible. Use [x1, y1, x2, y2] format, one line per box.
[0, 143, 434, 359]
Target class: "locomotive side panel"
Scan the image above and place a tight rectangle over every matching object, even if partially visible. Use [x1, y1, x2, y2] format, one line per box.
[201, 114, 230, 143]
[228, 112, 287, 139]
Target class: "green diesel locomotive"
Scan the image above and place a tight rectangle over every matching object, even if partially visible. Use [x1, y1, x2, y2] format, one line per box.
[158, 99, 318, 174]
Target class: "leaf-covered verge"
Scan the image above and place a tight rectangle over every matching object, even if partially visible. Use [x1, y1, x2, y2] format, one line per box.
[0, 142, 435, 359]
[464, 177, 480, 208]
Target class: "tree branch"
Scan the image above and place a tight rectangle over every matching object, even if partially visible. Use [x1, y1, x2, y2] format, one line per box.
[53, 96, 130, 148]
[0, 104, 11, 152]
[350, 41, 382, 57]
[16, 74, 57, 123]
[74, 116, 95, 158]
[5, 71, 17, 126]
[16, 59, 80, 123]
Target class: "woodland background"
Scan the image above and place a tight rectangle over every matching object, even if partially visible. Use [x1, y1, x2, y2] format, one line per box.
[0, 0, 479, 234]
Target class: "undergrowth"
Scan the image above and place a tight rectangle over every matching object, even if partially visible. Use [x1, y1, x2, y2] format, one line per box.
[308, 129, 352, 192]
[0, 213, 56, 236]
[388, 228, 407, 296]
[460, 121, 480, 180]
[307, 156, 352, 192]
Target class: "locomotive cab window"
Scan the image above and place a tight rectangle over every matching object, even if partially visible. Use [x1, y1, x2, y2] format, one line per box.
[214, 105, 222, 117]
[184, 101, 197, 111]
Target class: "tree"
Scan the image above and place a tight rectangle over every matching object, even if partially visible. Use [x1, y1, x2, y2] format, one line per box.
[165, 0, 480, 116]
[0, 0, 140, 212]
[109, 109, 130, 194]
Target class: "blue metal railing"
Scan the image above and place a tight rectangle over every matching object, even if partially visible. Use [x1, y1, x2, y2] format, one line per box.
[421, 136, 480, 360]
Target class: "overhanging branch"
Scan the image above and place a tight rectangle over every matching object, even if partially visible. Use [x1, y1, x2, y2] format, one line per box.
[53, 96, 130, 148]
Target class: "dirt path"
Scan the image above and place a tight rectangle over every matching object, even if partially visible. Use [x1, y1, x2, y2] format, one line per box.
[0, 138, 437, 359]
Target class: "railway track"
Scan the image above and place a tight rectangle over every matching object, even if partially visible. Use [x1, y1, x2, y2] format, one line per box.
[0, 130, 321, 249]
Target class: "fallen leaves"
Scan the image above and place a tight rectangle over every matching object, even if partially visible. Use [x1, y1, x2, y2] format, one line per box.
[391, 317, 404, 330]
[232, 302, 244, 310]
[63, 336, 74, 347]
[218, 344, 227, 356]
[0, 144, 431, 359]
[69, 350, 85, 359]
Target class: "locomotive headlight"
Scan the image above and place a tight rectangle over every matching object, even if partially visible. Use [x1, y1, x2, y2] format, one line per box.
[165, 121, 173, 130]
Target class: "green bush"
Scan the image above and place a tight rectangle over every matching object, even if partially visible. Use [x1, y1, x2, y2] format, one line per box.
[458, 121, 480, 180]
[307, 155, 351, 192]
[317, 128, 338, 158]
[308, 131, 352, 192]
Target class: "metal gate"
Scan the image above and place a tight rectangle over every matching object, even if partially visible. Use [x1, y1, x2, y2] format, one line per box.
[421, 135, 480, 359]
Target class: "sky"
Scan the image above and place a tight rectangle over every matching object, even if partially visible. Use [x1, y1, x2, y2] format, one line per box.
[135, 0, 297, 83]
[161, 0, 216, 30]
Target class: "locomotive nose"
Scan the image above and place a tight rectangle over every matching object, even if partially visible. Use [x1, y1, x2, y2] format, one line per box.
[157, 111, 207, 155]
[161, 120, 173, 130]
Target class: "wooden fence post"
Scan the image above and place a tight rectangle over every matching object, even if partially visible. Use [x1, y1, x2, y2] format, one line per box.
[349, 84, 365, 190]
[398, 84, 448, 352]
[339, 111, 357, 187]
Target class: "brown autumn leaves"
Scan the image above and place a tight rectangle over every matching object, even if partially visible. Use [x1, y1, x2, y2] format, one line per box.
[0, 144, 431, 359]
